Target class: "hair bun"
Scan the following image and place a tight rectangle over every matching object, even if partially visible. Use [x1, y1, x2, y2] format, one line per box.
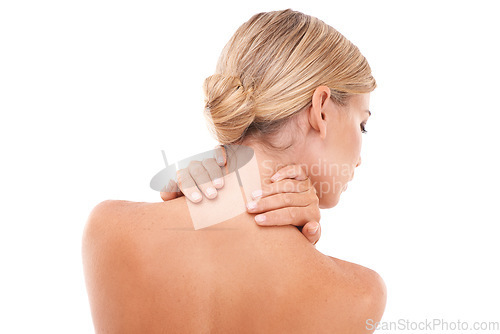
[202, 9, 376, 146]
[203, 74, 256, 144]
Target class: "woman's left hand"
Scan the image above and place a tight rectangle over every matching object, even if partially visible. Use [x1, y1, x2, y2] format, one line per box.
[246, 164, 322, 246]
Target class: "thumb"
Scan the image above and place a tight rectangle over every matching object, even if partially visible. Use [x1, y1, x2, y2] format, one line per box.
[302, 221, 320, 246]
[160, 191, 182, 202]
[160, 179, 182, 202]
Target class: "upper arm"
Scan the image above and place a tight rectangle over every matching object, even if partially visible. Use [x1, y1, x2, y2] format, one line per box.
[82, 200, 144, 333]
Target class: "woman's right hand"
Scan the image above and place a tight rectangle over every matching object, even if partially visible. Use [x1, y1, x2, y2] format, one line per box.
[160, 146, 322, 246]
[160, 145, 227, 202]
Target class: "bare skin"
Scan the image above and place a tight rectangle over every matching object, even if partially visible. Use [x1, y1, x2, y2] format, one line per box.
[160, 146, 323, 245]
[83, 199, 385, 333]
[82, 88, 386, 333]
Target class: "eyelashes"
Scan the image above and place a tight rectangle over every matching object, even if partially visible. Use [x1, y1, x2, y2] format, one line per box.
[361, 123, 368, 134]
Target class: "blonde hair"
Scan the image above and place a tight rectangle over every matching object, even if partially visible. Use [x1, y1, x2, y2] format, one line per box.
[203, 9, 376, 146]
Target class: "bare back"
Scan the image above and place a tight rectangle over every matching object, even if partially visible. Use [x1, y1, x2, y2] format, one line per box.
[82, 198, 386, 333]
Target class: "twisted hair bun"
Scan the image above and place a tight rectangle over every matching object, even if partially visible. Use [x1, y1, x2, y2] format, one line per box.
[203, 74, 255, 144]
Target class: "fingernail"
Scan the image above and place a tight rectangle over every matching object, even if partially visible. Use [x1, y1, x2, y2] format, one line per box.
[309, 224, 319, 234]
[216, 156, 224, 165]
[206, 187, 217, 197]
[246, 201, 257, 211]
[191, 192, 202, 201]
[252, 189, 262, 199]
[213, 178, 223, 188]
[271, 173, 280, 182]
[255, 214, 266, 224]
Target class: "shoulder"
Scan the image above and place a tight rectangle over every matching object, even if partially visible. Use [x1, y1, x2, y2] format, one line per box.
[84, 200, 134, 229]
[330, 256, 386, 302]
[82, 199, 163, 288]
[84, 199, 148, 227]
[83, 199, 184, 237]
[82, 199, 173, 332]
[82, 198, 190, 270]
[83, 200, 136, 248]
[306, 254, 387, 333]
[82, 200, 146, 274]
[83, 200, 123, 246]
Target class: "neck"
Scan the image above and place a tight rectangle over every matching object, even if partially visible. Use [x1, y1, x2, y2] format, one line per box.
[185, 141, 298, 232]
[239, 139, 298, 182]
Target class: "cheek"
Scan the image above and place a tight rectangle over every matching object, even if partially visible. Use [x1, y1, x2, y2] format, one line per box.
[329, 126, 362, 177]
[343, 126, 362, 170]
[346, 119, 362, 151]
[305, 122, 363, 208]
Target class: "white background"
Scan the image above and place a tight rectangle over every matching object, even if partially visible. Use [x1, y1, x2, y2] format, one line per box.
[1, 0, 499, 333]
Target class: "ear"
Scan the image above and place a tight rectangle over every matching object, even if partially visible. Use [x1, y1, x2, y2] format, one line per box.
[307, 86, 331, 140]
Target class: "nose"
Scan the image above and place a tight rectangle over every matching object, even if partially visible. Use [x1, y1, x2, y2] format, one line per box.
[356, 156, 362, 168]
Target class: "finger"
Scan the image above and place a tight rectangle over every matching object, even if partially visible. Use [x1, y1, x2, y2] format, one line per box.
[247, 187, 316, 213]
[165, 178, 179, 192]
[214, 145, 227, 166]
[160, 191, 180, 201]
[202, 157, 224, 189]
[177, 169, 203, 203]
[159, 179, 182, 201]
[188, 161, 218, 199]
[302, 221, 321, 246]
[253, 204, 321, 227]
[256, 178, 312, 199]
[271, 164, 308, 182]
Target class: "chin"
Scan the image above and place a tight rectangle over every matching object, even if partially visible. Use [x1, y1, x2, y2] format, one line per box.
[319, 192, 341, 209]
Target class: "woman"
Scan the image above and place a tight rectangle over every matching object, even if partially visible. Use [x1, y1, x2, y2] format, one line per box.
[82, 9, 386, 333]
